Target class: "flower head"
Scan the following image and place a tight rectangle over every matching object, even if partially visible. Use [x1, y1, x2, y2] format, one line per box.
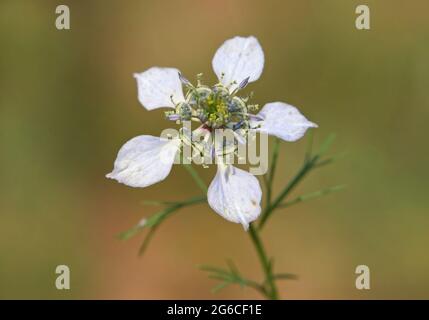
[106, 36, 317, 230]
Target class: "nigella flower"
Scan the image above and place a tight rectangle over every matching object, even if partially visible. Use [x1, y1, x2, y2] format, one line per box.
[106, 36, 317, 230]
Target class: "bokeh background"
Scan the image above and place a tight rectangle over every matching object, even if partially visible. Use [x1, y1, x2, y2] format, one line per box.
[1, 0, 428, 299]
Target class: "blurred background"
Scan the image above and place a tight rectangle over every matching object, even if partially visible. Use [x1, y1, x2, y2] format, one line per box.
[1, 0, 428, 299]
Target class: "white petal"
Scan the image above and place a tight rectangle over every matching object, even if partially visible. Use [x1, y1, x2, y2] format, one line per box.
[134, 67, 185, 110]
[207, 164, 262, 230]
[106, 135, 180, 188]
[254, 102, 317, 142]
[212, 36, 264, 92]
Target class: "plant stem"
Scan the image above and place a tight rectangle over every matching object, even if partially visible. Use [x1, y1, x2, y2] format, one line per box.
[265, 138, 280, 206]
[259, 157, 317, 229]
[137, 195, 207, 256]
[183, 166, 279, 299]
[248, 224, 278, 299]
[277, 184, 346, 208]
[259, 133, 336, 229]
[184, 164, 208, 192]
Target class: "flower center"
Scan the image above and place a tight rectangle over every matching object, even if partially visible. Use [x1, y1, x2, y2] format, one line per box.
[166, 74, 258, 131]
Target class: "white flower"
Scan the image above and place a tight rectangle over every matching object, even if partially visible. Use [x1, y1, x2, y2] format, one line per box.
[107, 36, 317, 230]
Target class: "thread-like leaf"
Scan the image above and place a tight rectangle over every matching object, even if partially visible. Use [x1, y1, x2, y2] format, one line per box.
[315, 133, 336, 158]
[278, 185, 346, 208]
[273, 273, 298, 280]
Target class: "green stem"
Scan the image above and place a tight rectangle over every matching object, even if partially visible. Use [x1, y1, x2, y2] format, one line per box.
[184, 164, 208, 192]
[259, 133, 336, 229]
[277, 184, 346, 208]
[259, 157, 317, 229]
[139, 196, 206, 255]
[265, 138, 280, 206]
[248, 224, 278, 299]
[184, 166, 278, 299]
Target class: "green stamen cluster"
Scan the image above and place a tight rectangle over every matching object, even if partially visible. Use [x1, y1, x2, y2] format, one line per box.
[165, 74, 258, 130]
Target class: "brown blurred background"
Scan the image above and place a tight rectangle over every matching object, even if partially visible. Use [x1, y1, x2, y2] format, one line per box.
[1, 0, 428, 299]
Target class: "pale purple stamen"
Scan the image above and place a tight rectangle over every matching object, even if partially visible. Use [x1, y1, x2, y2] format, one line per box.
[167, 114, 181, 121]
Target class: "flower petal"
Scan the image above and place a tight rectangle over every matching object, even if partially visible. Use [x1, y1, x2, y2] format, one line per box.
[207, 164, 262, 230]
[212, 36, 264, 92]
[254, 102, 317, 141]
[106, 135, 180, 188]
[134, 67, 185, 110]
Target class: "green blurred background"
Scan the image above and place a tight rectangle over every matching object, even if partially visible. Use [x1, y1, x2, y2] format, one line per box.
[1, 0, 428, 299]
